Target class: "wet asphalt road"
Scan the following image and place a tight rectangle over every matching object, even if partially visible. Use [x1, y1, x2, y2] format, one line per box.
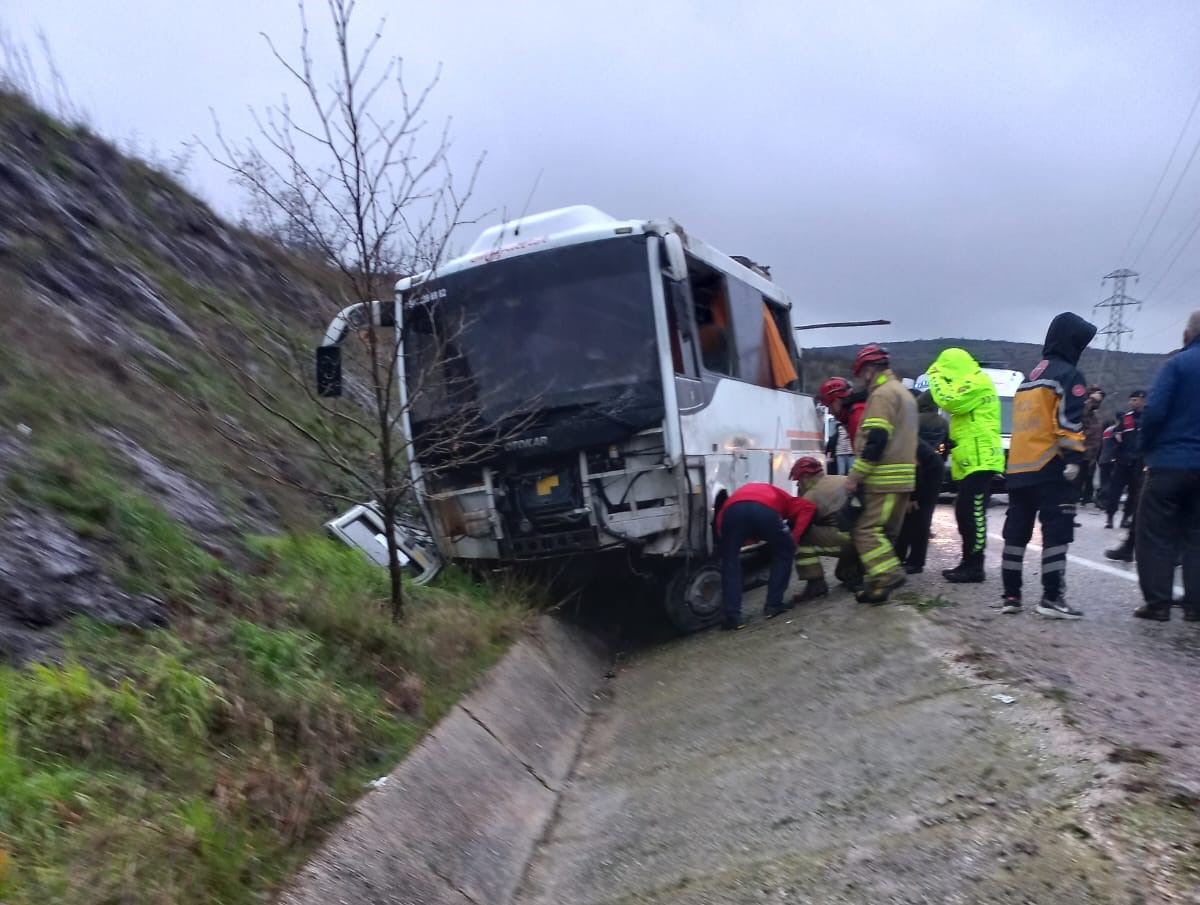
[514, 499, 1200, 904]
[922, 497, 1200, 792]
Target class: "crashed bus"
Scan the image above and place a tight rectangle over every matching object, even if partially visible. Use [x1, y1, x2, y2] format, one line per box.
[316, 206, 822, 631]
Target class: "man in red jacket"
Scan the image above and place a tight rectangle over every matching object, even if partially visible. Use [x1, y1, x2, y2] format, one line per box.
[714, 483, 816, 630]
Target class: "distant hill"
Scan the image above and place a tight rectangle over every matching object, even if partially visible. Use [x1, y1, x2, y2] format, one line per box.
[799, 338, 1172, 419]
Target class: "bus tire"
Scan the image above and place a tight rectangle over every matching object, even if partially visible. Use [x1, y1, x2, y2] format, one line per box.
[663, 562, 724, 634]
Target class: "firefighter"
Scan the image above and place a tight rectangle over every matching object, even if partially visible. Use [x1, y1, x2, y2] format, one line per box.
[789, 456, 860, 601]
[713, 482, 817, 630]
[925, 347, 1004, 583]
[818, 377, 867, 442]
[1000, 311, 1096, 619]
[843, 345, 918, 604]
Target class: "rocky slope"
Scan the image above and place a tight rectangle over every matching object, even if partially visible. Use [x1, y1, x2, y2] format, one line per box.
[0, 88, 340, 660]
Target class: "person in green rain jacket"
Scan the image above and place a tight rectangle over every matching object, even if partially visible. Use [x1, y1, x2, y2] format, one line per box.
[926, 348, 1005, 583]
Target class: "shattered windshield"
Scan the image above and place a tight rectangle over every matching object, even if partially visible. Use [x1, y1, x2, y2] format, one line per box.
[403, 236, 663, 439]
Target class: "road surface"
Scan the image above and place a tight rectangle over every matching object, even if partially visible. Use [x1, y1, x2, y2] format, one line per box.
[515, 501, 1199, 905]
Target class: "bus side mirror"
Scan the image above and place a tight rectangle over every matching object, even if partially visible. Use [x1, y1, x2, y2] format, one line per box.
[316, 345, 343, 397]
[662, 233, 688, 282]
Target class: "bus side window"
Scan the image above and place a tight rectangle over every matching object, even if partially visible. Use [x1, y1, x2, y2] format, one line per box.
[689, 260, 736, 377]
[727, 277, 769, 386]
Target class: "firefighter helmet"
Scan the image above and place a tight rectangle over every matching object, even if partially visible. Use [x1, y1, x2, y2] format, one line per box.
[788, 456, 825, 482]
[853, 344, 890, 376]
[817, 377, 853, 406]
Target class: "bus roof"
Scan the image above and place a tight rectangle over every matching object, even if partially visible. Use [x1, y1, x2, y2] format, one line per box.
[396, 205, 790, 305]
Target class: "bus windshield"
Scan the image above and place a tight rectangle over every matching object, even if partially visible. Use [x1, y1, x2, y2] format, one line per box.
[403, 236, 663, 445]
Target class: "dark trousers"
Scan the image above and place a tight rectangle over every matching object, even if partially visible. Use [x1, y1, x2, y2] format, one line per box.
[895, 470, 941, 569]
[719, 501, 796, 623]
[1098, 462, 1114, 505]
[1135, 468, 1200, 615]
[1077, 459, 1098, 504]
[1106, 461, 1142, 519]
[1001, 480, 1075, 602]
[955, 471, 995, 558]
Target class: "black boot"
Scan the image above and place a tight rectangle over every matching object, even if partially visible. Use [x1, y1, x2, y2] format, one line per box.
[942, 553, 985, 583]
[1104, 539, 1134, 563]
[790, 577, 829, 604]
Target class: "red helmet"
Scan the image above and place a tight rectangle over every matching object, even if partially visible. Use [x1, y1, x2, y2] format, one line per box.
[817, 377, 853, 406]
[853, 344, 889, 376]
[788, 456, 825, 482]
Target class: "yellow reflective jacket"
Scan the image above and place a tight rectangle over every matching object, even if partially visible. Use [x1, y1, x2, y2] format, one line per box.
[926, 347, 1005, 480]
[1007, 313, 1096, 487]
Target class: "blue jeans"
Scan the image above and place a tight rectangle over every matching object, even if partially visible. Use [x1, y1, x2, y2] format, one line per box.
[719, 501, 796, 624]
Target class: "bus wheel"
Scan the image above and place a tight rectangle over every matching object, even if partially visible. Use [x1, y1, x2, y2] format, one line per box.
[663, 562, 724, 633]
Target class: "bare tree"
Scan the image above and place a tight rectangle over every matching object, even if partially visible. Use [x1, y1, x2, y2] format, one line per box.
[203, 0, 522, 618]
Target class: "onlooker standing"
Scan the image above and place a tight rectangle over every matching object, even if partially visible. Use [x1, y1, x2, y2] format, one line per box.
[895, 391, 949, 574]
[1000, 312, 1096, 619]
[834, 421, 855, 476]
[1079, 385, 1105, 505]
[1105, 390, 1146, 529]
[1098, 416, 1119, 505]
[843, 345, 918, 604]
[1132, 311, 1200, 622]
[925, 348, 1004, 583]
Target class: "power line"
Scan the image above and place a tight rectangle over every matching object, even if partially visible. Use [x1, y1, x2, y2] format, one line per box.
[1145, 202, 1200, 277]
[1144, 213, 1200, 299]
[1122, 81, 1200, 264]
[1133, 127, 1200, 268]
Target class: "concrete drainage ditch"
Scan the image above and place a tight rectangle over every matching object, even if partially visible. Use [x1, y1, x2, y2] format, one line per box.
[279, 616, 611, 905]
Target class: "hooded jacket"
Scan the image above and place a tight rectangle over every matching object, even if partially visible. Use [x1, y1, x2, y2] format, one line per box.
[1006, 312, 1096, 488]
[925, 348, 1004, 481]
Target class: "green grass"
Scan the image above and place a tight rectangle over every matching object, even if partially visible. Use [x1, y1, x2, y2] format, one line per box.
[0, 412, 530, 904]
[0, 533, 531, 904]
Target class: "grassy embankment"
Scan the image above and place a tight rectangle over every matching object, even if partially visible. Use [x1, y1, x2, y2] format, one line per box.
[0, 250, 535, 902]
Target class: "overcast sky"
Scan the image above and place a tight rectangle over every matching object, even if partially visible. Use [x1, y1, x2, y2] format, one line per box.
[5, 0, 1200, 355]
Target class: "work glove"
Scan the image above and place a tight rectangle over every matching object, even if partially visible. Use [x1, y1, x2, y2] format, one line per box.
[1063, 464, 1080, 483]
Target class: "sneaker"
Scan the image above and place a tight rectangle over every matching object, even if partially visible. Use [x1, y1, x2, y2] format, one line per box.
[1133, 605, 1170, 622]
[764, 601, 794, 619]
[1000, 596, 1022, 614]
[1104, 545, 1134, 563]
[721, 620, 747, 631]
[1035, 597, 1083, 620]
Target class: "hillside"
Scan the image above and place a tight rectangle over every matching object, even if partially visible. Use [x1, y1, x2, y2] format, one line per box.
[0, 89, 529, 903]
[800, 337, 1172, 415]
